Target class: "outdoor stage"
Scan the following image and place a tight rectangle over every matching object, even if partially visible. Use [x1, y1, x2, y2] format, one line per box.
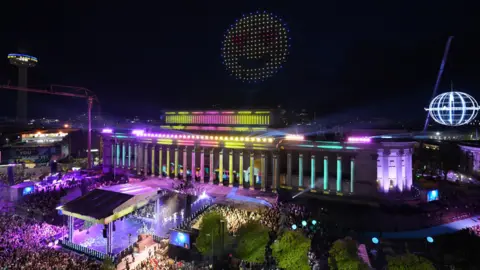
[59, 179, 213, 256]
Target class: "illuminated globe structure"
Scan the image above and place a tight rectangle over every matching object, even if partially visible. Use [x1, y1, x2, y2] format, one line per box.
[221, 11, 290, 83]
[425, 91, 480, 126]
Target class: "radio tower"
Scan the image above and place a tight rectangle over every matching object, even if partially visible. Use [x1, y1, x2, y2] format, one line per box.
[8, 52, 38, 124]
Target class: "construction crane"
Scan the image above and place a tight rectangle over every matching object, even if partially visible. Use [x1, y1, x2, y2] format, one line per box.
[423, 36, 454, 132]
[0, 84, 99, 169]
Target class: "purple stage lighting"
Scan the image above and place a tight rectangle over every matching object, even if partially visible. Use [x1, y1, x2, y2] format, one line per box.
[347, 136, 371, 143]
[101, 128, 113, 134]
[199, 191, 208, 200]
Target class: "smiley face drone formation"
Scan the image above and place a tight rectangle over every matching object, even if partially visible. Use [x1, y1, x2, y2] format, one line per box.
[221, 11, 291, 83]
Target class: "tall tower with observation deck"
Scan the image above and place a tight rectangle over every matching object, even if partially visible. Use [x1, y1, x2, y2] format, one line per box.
[8, 52, 38, 123]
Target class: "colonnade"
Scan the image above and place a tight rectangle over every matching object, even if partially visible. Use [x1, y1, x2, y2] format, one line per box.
[286, 153, 355, 193]
[106, 141, 359, 193]
[108, 141, 280, 190]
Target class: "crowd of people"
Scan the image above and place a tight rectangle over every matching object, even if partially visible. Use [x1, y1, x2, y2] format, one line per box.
[468, 224, 480, 237]
[0, 213, 100, 269]
[120, 240, 199, 270]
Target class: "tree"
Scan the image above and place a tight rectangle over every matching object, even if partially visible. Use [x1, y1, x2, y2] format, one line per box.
[100, 257, 116, 270]
[387, 253, 435, 270]
[440, 143, 460, 179]
[328, 238, 369, 270]
[195, 212, 231, 257]
[271, 230, 311, 270]
[235, 221, 270, 263]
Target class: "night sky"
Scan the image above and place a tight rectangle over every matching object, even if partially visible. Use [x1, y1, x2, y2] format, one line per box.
[0, 1, 478, 121]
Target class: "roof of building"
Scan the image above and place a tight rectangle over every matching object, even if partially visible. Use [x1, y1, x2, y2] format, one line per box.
[58, 182, 159, 224]
[60, 189, 134, 220]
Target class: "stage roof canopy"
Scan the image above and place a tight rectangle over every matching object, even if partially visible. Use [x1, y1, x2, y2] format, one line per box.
[57, 184, 158, 224]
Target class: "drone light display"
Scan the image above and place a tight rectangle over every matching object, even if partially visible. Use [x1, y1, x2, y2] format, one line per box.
[221, 11, 290, 83]
[425, 91, 480, 126]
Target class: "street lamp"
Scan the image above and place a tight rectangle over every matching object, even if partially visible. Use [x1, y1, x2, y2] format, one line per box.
[206, 231, 214, 266]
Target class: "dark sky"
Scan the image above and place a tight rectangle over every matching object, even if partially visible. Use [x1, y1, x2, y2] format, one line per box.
[0, 1, 479, 121]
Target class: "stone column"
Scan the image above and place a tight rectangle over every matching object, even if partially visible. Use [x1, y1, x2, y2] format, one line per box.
[382, 150, 390, 192]
[166, 147, 171, 178]
[311, 154, 316, 189]
[239, 151, 244, 187]
[174, 148, 179, 179]
[158, 147, 163, 177]
[299, 153, 304, 187]
[137, 144, 143, 175]
[209, 149, 214, 184]
[116, 142, 120, 167]
[219, 149, 224, 184]
[121, 142, 126, 168]
[134, 144, 138, 172]
[405, 149, 412, 191]
[183, 147, 188, 180]
[272, 153, 279, 191]
[191, 147, 196, 181]
[68, 216, 74, 241]
[151, 146, 155, 176]
[287, 152, 292, 187]
[323, 155, 328, 190]
[249, 152, 255, 189]
[336, 155, 342, 192]
[128, 143, 132, 169]
[200, 148, 205, 182]
[396, 150, 404, 191]
[261, 153, 266, 191]
[229, 150, 234, 186]
[110, 140, 114, 168]
[144, 144, 148, 176]
[350, 157, 355, 193]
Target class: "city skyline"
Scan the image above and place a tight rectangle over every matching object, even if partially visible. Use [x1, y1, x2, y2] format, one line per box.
[0, 1, 479, 121]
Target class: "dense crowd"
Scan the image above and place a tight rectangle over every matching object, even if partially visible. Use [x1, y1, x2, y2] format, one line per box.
[121, 241, 198, 270]
[0, 213, 100, 269]
[468, 224, 480, 237]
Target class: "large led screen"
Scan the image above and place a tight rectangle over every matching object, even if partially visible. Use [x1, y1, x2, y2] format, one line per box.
[169, 230, 190, 249]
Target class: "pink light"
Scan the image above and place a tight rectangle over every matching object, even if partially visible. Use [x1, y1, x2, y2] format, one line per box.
[221, 111, 235, 114]
[285, 134, 305, 141]
[206, 111, 219, 114]
[132, 129, 144, 135]
[192, 112, 204, 115]
[101, 128, 113, 134]
[347, 137, 371, 143]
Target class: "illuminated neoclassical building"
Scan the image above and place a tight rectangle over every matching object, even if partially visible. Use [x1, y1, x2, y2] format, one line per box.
[101, 110, 414, 196]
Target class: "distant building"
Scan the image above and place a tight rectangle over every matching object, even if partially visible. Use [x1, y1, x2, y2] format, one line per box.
[0, 129, 101, 165]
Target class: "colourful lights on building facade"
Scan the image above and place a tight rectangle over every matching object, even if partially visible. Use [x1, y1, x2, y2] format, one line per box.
[285, 134, 304, 141]
[102, 128, 415, 196]
[347, 137, 371, 143]
[221, 11, 290, 83]
[164, 110, 271, 126]
[131, 130, 274, 144]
